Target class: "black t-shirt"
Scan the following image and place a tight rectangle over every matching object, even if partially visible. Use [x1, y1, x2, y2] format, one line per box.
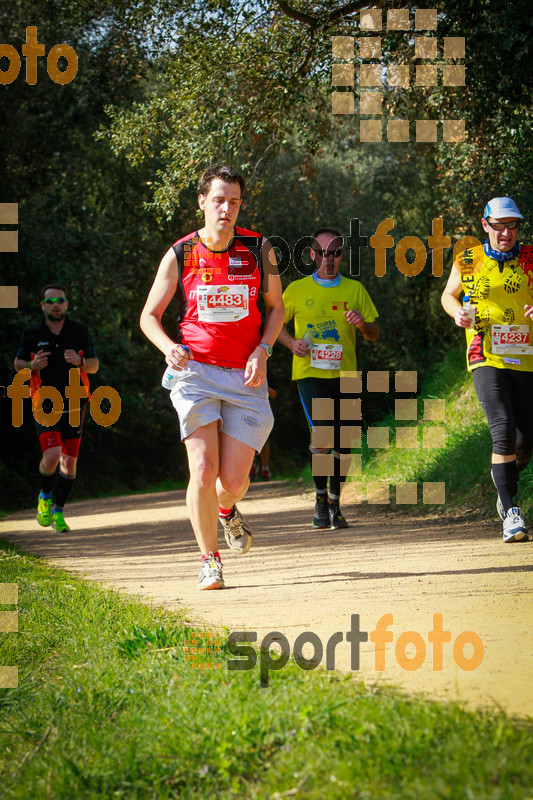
[16, 317, 97, 400]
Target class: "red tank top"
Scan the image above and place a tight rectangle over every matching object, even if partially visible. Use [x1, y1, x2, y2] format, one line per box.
[172, 227, 264, 368]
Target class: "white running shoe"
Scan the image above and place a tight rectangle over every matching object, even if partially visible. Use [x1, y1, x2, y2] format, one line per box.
[502, 507, 528, 543]
[197, 553, 225, 590]
[220, 506, 253, 554]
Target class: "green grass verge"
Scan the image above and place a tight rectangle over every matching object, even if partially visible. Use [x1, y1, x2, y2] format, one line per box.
[0, 540, 531, 799]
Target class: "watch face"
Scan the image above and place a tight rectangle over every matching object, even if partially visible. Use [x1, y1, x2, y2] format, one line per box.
[261, 343, 272, 356]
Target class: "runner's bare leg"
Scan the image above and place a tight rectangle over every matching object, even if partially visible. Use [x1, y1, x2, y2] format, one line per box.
[39, 445, 61, 475]
[217, 431, 255, 509]
[184, 420, 220, 554]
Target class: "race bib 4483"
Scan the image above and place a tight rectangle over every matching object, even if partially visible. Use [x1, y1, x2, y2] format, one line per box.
[197, 285, 249, 322]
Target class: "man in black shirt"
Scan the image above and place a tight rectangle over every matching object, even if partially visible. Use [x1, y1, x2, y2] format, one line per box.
[14, 284, 99, 531]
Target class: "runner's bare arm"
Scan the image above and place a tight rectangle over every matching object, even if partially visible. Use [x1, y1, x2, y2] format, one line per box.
[244, 240, 285, 387]
[344, 310, 379, 341]
[278, 324, 309, 357]
[14, 348, 51, 372]
[441, 264, 472, 328]
[79, 356, 99, 374]
[140, 247, 190, 368]
[63, 350, 99, 373]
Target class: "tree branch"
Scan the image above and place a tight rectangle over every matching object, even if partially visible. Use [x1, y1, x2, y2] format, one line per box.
[329, 1, 374, 23]
[274, 1, 317, 26]
[276, 0, 389, 27]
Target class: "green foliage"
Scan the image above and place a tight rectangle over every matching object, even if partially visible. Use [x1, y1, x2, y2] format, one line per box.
[350, 344, 532, 519]
[98, 0, 532, 220]
[0, 1, 190, 505]
[101, 1, 331, 217]
[1, 0, 531, 505]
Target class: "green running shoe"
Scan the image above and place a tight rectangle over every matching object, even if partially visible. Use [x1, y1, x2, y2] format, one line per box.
[52, 510, 70, 533]
[36, 495, 53, 527]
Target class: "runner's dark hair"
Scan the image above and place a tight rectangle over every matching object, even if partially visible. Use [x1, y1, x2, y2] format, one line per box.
[311, 228, 343, 245]
[199, 165, 245, 197]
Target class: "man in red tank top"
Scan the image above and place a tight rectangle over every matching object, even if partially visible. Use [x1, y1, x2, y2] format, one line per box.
[141, 165, 284, 589]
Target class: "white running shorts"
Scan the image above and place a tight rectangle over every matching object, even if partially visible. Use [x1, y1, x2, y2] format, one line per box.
[169, 359, 274, 452]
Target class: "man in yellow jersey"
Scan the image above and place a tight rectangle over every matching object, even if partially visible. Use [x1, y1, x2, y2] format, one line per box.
[441, 197, 533, 542]
[278, 228, 379, 529]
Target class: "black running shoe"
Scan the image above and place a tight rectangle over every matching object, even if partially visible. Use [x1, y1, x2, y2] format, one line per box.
[329, 502, 349, 530]
[312, 494, 330, 529]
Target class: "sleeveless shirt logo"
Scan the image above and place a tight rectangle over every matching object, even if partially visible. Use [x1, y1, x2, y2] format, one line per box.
[518, 246, 533, 288]
[468, 332, 486, 366]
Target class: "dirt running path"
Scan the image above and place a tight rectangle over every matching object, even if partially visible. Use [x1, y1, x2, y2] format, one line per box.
[2, 482, 532, 718]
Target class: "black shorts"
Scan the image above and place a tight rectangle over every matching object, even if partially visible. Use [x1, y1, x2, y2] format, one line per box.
[35, 406, 86, 457]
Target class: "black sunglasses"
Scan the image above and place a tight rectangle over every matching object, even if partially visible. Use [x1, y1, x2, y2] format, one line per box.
[486, 220, 520, 231]
[44, 297, 67, 305]
[315, 248, 343, 257]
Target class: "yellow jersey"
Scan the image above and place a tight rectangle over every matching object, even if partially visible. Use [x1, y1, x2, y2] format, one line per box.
[283, 275, 378, 380]
[457, 244, 533, 372]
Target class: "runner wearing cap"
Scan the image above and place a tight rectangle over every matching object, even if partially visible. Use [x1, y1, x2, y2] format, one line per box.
[278, 228, 379, 530]
[140, 165, 284, 589]
[441, 196, 533, 542]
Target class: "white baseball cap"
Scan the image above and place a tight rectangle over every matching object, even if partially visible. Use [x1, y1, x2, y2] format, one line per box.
[483, 196, 524, 220]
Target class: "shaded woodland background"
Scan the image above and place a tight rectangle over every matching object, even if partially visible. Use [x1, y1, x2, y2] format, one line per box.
[1, 0, 532, 508]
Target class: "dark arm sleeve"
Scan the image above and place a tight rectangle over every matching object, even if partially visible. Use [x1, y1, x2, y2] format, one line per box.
[15, 329, 31, 361]
[83, 331, 97, 359]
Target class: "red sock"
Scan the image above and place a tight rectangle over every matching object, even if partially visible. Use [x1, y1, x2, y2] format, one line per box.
[219, 505, 234, 518]
[202, 551, 221, 562]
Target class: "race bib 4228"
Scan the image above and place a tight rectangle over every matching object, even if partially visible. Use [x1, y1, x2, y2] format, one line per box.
[311, 342, 343, 369]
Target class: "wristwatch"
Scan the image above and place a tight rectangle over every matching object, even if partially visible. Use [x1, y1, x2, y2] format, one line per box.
[258, 342, 273, 358]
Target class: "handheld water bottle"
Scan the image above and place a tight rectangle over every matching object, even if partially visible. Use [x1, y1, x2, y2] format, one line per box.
[462, 295, 476, 329]
[302, 324, 314, 348]
[161, 345, 189, 390]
